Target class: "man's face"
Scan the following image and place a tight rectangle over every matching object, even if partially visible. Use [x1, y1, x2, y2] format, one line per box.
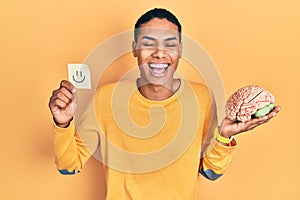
[132, 18, 182, 86]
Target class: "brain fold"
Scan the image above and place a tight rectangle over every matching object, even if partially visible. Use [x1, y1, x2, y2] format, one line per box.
[225, 85, 275, 122]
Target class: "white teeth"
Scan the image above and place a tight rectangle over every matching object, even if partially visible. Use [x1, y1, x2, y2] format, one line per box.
[149, 63, 169, 69]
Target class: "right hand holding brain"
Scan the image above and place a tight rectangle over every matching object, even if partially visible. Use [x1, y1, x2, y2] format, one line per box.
[219, 85, 280, 138]
[49, 80, 77, 127]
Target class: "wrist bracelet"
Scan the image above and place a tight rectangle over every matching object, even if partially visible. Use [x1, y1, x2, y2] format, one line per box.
[214, 127, 234, 144]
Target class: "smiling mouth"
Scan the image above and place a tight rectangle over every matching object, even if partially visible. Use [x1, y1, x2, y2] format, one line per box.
[149, 63, 169, 77]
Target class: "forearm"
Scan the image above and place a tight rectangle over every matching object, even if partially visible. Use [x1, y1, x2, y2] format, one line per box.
[199, 137, 236, 180]
[52, 120, 91, 175]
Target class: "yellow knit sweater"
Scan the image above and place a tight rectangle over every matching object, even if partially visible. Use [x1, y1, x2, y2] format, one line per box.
[53, 79, 236, 200]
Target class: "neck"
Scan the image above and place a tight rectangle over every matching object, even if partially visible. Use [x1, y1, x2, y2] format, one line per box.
[137, 78, 180, 101]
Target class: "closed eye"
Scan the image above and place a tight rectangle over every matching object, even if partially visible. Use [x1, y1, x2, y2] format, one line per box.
[165, 44, 176, 47]
[143, 43, 154, 47]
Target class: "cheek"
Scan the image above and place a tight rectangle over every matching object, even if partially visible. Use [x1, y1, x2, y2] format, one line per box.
[170, 54, 180, 64]
[165, 47, 181, 59]
[137, 50, 154, 63]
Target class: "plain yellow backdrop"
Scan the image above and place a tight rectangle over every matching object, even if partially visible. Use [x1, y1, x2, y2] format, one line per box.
[0, 0, 299, 199]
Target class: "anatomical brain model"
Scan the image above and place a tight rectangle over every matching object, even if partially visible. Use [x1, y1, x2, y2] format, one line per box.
[225, 85, 275, 122]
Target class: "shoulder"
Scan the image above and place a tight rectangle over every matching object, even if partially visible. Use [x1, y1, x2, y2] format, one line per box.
[183, 80, 213, 106]
[95, 80, 136, 96]
[185, 80, 210, 95]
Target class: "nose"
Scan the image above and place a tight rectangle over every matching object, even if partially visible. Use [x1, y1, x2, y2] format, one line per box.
[152, 46, 166, 59]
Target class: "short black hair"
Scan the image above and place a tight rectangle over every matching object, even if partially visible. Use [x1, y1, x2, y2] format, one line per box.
[134, 8, 182, 42]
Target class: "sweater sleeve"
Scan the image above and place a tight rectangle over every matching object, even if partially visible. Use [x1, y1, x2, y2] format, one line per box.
[199, 138, 236, 180]
[52, 97, 100, 175]
[199, 90, 237, 180]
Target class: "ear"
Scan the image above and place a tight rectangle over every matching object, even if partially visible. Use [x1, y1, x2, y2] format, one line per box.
[178, 42, 183, 58]
[132, 41, 137, 57]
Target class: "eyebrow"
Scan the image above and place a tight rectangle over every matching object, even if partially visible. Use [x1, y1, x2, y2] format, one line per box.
[142, 36, 155, 41]
[164, 36, 177, 41]
[141, 36, 178, 41]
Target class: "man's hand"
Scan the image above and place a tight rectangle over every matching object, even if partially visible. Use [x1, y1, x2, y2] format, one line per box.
[49, 80, 77, 128]
[219, 106, 281, 138]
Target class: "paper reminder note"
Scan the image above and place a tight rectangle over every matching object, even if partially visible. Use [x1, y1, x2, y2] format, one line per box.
[68, 63, 91, 89]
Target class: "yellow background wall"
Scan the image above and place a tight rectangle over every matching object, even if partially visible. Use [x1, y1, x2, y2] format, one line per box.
[0, 0, 299, 199]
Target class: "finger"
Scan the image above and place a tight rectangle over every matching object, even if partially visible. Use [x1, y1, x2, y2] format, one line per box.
[246, 116, 267, 126]
[51, 87, 73, 102]
[273, 106, 281, 113]
[51, 88, 60, 96]
[247, 124, 260, 131]
[247, 120, 267, 130]
[53, 85, 74, 98]
[49, 90, 70, 107]
[261, 106, 280, 120]
[245, 109, 279, 130]
[242, 116, 268, 130]
[267, 107, 281, 118]
[252, 106, 281, 121]
[60, 80, 76, 93]
[266, 112, 277, 119]
[51, 98, 69, 109]
[55, 91, 72, 105]
[59, 87, 74, 101]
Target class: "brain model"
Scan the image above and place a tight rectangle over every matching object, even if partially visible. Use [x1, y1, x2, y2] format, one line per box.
[225, 85, 275, 122]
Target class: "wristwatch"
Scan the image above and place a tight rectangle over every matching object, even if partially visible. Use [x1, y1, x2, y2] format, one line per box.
[214, 127, 234, 144]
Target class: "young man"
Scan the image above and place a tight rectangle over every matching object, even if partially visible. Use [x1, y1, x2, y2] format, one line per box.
[49, 8, 280, 199]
